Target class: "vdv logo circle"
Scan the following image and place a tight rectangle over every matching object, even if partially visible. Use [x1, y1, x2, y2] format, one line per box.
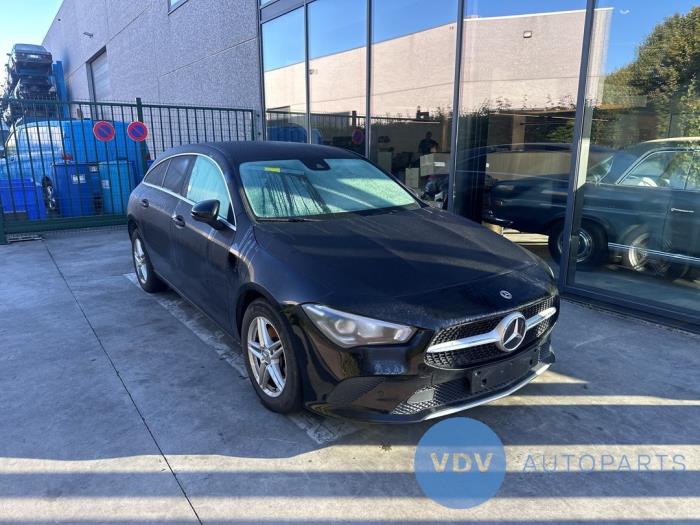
[414, 417, 506, 509]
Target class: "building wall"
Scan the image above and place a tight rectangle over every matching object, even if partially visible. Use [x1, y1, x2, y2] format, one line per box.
[42, 0, 261, 111]
[264, 9, 612, 119]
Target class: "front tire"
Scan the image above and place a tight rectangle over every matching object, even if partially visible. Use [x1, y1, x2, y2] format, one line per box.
[548, 220, 607, 269]
[130, 229, 166, 293]
[241, 299, 302, 414]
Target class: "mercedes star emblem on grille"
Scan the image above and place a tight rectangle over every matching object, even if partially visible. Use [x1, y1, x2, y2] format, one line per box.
[495, 312, 527, 352]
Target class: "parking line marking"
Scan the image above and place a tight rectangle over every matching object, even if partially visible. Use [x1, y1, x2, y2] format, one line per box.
[124, 273, 360, 445]
[1, 496, 699, 522]
[498, 395, 700, 406]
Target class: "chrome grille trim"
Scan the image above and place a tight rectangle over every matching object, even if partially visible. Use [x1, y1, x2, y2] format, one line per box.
[525, 306, 557, 331]
[426, 306, 557, 354]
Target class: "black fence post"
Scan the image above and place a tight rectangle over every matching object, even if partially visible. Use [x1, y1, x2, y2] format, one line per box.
[0, 205, 7, 245]
[135, 97, 149, 176]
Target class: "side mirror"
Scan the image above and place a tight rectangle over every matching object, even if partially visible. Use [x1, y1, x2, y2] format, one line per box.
[191, 199, 222, 228]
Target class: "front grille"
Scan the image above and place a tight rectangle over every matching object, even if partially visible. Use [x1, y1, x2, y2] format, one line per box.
[425, 295, 556, 370]
[393, 349, 549, 416]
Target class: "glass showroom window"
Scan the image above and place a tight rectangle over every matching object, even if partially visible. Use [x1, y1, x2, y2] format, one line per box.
[566, 1, 700, 322]
[262, 8, 307, 142]
[453, 0, 589, 271]
[370, 0, 458, 208]
[308, 0, 367, 154]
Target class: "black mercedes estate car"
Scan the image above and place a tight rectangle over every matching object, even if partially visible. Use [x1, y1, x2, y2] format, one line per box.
[127, 142, 558, 422]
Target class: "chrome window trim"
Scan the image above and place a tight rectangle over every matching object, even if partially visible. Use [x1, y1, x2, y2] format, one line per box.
[426, 306, 557, 354]
[608, 243, 700, 265]
[143, 152, 237, 230]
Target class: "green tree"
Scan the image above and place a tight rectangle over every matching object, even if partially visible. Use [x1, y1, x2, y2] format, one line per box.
[603, 6, 700, 138]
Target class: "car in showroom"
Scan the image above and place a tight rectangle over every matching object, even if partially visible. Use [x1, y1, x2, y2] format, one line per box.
[127, 142, 558, 422]
[484, 138, 700, 277]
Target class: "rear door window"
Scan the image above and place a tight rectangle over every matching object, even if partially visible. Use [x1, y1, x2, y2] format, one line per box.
[163, 155, 194, 195]
[143, 160, 169, 187]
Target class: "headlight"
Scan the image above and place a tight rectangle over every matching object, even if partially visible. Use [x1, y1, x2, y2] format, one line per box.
[302, 304, 416, 348]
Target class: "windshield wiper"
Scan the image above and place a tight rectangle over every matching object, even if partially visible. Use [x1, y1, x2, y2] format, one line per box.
[266, 217, 321, 223]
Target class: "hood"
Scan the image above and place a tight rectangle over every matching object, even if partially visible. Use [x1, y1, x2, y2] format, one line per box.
[253, 207, 542, 305]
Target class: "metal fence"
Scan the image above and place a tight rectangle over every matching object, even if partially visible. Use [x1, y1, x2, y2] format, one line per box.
[0, 97, 256, 243]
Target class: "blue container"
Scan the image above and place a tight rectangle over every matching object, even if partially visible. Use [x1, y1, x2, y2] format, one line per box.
[52, 163, 102, 217]
[98, 161, 135, 215]
[0, 178, 47, 220]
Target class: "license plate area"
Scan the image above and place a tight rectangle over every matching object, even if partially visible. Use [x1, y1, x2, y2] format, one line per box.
[470, 348, 539, 394]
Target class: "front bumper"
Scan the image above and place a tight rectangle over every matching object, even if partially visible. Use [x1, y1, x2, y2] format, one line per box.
[287, 305, 556, 423]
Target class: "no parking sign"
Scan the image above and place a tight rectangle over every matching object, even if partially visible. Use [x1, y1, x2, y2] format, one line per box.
[93, 121, 115, 142]
[127, 121, 149, 142]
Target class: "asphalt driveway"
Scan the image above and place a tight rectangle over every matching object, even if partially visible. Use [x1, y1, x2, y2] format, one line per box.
[0, 227, 698, 524]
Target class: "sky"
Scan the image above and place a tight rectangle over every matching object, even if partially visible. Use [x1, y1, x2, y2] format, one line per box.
[264, 0, 699, 73]
[1, 0, 698, 78]
[0, 0, 62, 89]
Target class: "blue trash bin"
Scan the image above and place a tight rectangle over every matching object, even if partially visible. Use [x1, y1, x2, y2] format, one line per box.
[51, 163, 102, 217]
[0, 178, 47, 220]
[98, 161, 135, 215]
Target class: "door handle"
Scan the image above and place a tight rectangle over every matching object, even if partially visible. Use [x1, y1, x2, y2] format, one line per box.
[670, 207, 694, 214]
[171, 215, 185, 228]
[140, 198, 149, 208]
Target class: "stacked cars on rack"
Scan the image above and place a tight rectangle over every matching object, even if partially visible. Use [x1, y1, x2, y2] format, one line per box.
[2, 44, 57, 125]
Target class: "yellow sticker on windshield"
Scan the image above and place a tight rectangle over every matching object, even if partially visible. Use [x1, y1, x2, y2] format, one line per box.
[264, 166, 281, 173]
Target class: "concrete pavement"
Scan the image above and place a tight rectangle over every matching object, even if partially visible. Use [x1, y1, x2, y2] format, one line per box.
[0, 227, 698, 524]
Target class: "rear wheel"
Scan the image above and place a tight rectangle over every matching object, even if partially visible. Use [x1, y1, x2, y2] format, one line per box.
[130, 229, 166, 293]
[241, 299, 301, 414]
[548, 220, 607, 269]
[622, 226, 688, 281]
[41, 177, 58, 216]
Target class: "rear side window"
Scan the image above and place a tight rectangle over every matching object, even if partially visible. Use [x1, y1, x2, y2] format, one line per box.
[186, 157, 232, 220]
[143, 160, 169, 186]
[163, 155, 194, 194]
[687, 158, 700, 191]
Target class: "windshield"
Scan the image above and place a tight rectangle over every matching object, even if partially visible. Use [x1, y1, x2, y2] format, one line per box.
[239, 158, 420, 220]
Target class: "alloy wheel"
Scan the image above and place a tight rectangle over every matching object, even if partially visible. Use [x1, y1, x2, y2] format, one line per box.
[628, 232, 671, 276]
[247, 316, 287, 398]
[133, 238, 149, 284]
[557, 229, 594, 264]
